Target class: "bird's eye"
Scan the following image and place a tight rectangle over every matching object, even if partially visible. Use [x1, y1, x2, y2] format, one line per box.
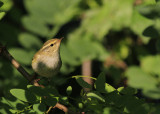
[50, 44, 54, 47]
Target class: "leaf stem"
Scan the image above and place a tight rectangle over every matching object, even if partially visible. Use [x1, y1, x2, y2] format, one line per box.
[72, 76, 97, 80]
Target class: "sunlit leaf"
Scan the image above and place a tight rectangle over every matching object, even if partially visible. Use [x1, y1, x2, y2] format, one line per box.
[66, 86, 72, 96]
[78, 103, 83, 109]
[33, 103, 46, 113]
[0, 97, 25, 110]
[10, 89, 36, 103]
[0, 12, 5, 20]
[117, 87, 137, 95]
[105, 83, 116, 93]
[87, 92, 105, 102]
[0, 0, 13, 11]
[9, 109, 17, 113]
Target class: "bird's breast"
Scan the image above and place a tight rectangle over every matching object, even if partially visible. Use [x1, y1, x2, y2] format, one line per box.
[32, 54, 61, 77]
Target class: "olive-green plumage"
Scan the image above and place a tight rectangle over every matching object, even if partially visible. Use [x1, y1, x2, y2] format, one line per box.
[32, 38, 63, 78]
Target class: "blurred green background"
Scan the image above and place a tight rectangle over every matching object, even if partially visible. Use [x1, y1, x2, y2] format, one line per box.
[1, 0, 160, 113]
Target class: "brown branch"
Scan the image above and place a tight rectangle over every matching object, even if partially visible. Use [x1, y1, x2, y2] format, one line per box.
[55, 103, 68, 112]
[0, 44, 39, 86]
[0, 43, 68, 113]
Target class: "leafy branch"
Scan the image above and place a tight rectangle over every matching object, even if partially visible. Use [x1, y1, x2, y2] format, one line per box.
[0, 43, 69, 113]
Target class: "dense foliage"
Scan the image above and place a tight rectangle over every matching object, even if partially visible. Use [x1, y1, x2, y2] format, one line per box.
[0, 0, 160, 113]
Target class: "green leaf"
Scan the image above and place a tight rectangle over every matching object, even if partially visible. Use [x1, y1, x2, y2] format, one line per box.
[18, 33, 42, 49]
[45, 86, 59, 96]
[45, 96, 57, 106]
[156, 39, 160, 52]
[156, 0, 160, 2]
[66, 86, 72, 95]
[9, 48, 34, 65]
[0, 12, 5, 20]
[104, 91, 121, 105]
[143, 89, 160, 99]
[143, 25, 160, 38]
[22, 16, 49, 37]
[24, 0, 81, 25]
[95, 72, 106, 92]
[82, 0, 134, 40]
[33, 103, 46, 113]
[105, 83, 116, 93]
[27, 85, 48, 96]
[0, 1, 3, 8]
[126, 66, 160, 99]
[23, 0, 81, 38]
[118, 95, 148, 113]
[119, 44, 129, 59]
[131, 8, 153, 43]
[103, 107, 120, 114]
[103, 107, 111, 114]
[92, 42, 109, 61]
[126, 66, 157, 90]
[10, 89, 36, 103]
[68, 38, 97, 61]
[141, 55, 160, 75]
[0, 0, 12, 20]
[0, 97, 25, 110]
[9, 109, 18, 113]
[59, 97, 69, 106]
[117, 87, 137, 95]
[74, 76, 92, 88]
[86, 92, 105, 102]
[0, 0, 13, 11]
[78, 103, 83, 109]
[138, 3, 160, 19]
[60, 44, 80, 66]
[0, 23, 19, 45]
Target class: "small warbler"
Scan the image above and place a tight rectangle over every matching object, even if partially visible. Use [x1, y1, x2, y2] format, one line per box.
[32, 38, 63, 78]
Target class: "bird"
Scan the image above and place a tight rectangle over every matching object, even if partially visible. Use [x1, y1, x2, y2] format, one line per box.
[32, 38, 63, 78]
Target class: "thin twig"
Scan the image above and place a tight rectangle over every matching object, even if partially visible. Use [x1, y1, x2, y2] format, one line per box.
[46, 106, 53, 114]
[0, 43, 68, 113]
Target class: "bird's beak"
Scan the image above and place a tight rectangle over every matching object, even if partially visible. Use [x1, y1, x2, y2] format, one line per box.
[57, 37, 64, 44]
[57, 37, 64, 43]
[60, 37, 64, 41]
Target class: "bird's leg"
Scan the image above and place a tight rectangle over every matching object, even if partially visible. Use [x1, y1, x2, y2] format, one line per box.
[30, 73, 41, 83]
